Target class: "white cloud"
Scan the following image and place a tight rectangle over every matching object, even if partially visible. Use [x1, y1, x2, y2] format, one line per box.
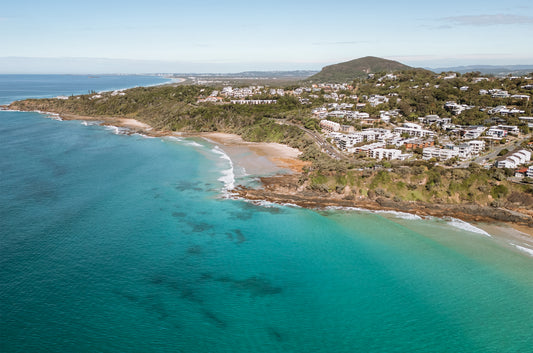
[443, 14, 533, 26]
[312, 41, 367, 46]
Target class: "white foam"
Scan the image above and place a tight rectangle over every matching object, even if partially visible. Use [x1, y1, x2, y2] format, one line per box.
[447, 218, 491, 237]
[211, 146, 235, 192]
[281, 202, 302, 208]
[104, 125, 130, 135]
[81, 121, 100, 126]
[184, 141, 203, 147]
[373, 210, 422, 220]
[133, 133, 155, 139]
[324, 206, 421, 220]
[325, 206, 366, 212]
[31, 110, 63, 120]
[164, 136, 183, 142]
[251, 200, 281, 208]
[511, 244, 533, 256]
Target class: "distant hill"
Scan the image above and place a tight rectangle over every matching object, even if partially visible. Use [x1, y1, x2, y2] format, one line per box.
[430, 65, 533, 76]
[307, 56, 414, 83]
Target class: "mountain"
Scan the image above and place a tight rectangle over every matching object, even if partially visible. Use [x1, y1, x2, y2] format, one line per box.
[430, 65, 533, 76]
[307, 56, 414, 83]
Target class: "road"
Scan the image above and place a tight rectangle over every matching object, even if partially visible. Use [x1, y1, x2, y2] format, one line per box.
[466, 137, 529, 167]
[278, 120, 347, 160]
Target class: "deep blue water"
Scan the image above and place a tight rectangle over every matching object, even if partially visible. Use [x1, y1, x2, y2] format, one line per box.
[1, 75, 533, 352]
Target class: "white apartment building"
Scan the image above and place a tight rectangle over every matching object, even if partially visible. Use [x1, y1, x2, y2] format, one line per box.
[463, 127, 486, 139]
[467, 140, 485, 155]
[320, 119, 341, 132]
[496, 150, 531, 168]
[394, 126, 435, 138]
[423, 147, 459, 161]
[370, 148, 402, 160]
[486, 127, 508, 139]
[351, 142, 386, 155]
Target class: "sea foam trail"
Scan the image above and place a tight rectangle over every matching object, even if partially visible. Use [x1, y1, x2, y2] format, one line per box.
[373, 210, 422, 220]
[35, 110, 62, 121]
[184, 140, 203, 147]
[104, 125, 130, 135]
[447, 218, 491, 237]
[511, 244, 533, 257]
[211, 146, 235, 192]
[325, 206, 422, 220]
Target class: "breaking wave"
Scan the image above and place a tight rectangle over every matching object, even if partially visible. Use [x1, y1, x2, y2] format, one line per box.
[211, 146, 235, 193]
[511, 243, 533, 257]
[447, 218, 491, 237]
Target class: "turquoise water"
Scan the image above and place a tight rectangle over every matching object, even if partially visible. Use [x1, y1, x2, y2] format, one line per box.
[1, 77, 533, 352]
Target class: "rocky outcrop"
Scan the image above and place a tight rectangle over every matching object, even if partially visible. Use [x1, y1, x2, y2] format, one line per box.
[235, 175, 533, 229]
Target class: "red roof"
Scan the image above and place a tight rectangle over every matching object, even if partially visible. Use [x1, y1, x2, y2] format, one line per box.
[516, 167, 528, 173]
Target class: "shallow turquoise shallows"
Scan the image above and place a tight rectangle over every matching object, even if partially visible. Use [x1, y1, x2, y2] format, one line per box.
[1, 76, 533, 353]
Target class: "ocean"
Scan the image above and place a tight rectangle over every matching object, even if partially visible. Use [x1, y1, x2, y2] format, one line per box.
[1, 75, 532, 352]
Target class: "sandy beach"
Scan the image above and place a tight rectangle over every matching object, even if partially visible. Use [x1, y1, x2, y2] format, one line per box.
[197, 132, 310, 174]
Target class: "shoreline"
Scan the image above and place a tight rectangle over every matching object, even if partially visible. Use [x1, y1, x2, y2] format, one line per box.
[233, 173, 533, 236]
[6, 108, 533, 238]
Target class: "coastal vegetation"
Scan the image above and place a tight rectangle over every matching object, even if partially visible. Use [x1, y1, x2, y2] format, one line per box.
[302, 159, 533, 210]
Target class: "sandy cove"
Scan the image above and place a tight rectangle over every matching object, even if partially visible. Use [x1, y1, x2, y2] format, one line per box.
[42, 113, 307, 173]
[193, 132, 310, 173]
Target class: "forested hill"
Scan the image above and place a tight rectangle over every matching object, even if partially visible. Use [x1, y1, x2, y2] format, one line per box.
[308, 56, 416, 83]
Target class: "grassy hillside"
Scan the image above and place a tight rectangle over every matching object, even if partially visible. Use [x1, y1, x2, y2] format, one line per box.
[307, 56, 413, 83]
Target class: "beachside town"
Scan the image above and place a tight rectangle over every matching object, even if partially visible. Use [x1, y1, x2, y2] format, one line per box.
[195, 72, 533, 179]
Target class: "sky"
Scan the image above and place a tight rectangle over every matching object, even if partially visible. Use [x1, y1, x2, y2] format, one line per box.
[1, 0, 533, 73]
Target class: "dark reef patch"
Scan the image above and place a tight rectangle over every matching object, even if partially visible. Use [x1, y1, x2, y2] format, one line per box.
[174, 181, 204, 192]
[186, 221, 214, 233]
[212, 275, 282, 297]
[226, 229, 247, 244]
[114, 290, 170, 320]
[228, 210, 254, 221]
[187, 245, 202, 255]
[148, 274, 204, 304]
[267, 327, 285, 342]
[202, 309, 227, 329]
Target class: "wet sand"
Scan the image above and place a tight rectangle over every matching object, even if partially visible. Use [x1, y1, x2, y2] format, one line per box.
[195, 132, 310, 177]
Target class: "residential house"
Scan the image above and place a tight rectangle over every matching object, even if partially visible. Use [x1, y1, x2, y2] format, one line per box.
[463, 127, 486, 139]
[320, 119, 341, 132]
[422, 147, 459, 161]
[370, 148, 402, 160]
[527, 166, 533, 178]
[496, 150, 531, 168]
[467, 140, 485, 155]
[486, 127, 508, 139]
[394, 123, 435, 138]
